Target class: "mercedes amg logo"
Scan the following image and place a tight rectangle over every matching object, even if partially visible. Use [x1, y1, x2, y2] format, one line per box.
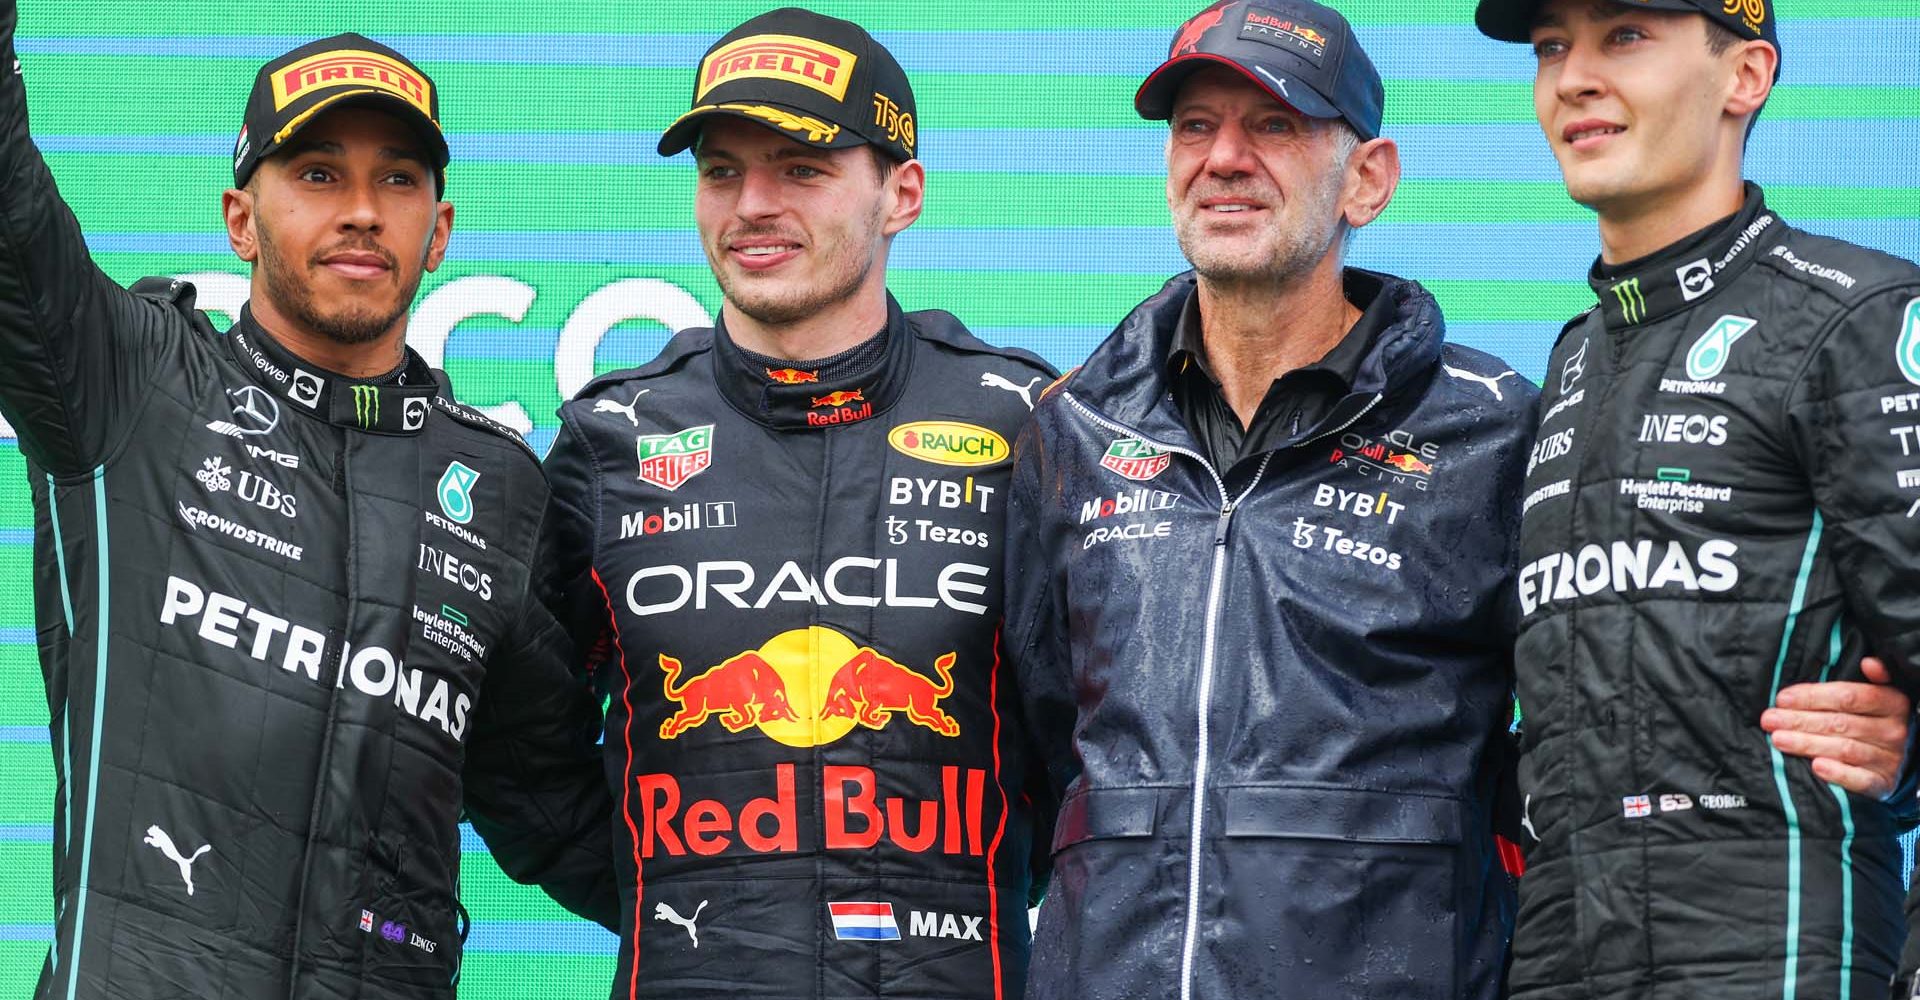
[206, 386, 281, 438]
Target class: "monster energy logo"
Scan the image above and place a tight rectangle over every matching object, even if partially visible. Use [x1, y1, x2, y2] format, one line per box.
[352, 385, 380, 428]
[1612, 278, 1647, 325]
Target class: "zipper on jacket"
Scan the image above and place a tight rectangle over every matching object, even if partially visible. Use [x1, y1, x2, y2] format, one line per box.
[1064, 390, 1380, 999]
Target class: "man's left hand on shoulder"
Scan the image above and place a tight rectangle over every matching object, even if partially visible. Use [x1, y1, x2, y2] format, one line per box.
[1763, 657, 1913, 799]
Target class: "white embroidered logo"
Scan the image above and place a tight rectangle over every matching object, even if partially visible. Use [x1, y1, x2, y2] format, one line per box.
[143, 825, 212, 895]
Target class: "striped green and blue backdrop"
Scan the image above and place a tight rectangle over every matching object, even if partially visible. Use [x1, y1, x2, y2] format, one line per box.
[2, 1, 1917, 995]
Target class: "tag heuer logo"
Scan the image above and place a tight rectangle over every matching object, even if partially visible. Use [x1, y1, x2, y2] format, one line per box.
[636, 425, 714, 491]
[1101, 438, 1170, 482]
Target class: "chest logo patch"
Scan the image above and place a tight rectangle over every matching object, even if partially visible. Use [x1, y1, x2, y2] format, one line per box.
[656, 626, 959, 747]
[1897, 298, 1920, 387]
[637, 425, 715, 491]
[888, 421, 1008, 468]
[1100, 438, 1171, 481]
[1685, 315, 1757, 381]
[436, 462, 480, 525]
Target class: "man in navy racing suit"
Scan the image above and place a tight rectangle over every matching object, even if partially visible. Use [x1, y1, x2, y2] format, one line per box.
[543, 8, 1054, 999]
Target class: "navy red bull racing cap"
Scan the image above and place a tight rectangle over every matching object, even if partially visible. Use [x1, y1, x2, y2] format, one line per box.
[1135, 0, 1385, 142]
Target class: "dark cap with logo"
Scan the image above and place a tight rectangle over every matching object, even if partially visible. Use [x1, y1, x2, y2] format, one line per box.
[1135, 0, 1384, 142]
[232, 33, 449, 192]
[659, 7, 918, 162]
[1475, 0, 1779, 55]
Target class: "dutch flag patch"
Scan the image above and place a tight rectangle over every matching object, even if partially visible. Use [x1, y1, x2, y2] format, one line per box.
[828, 901, 900, 941]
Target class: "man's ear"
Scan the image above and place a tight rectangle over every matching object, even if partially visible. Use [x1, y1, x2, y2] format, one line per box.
[882, 159, 925, 238]
[223, 185, 258, 263]
[425, 199, 454, 272]
[1724, 39, 1777, 120]
[1343, 136, 1401, 230]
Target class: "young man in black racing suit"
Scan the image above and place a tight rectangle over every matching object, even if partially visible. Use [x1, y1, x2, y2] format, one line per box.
[543, 9, 1055, 999]
[1475, 1, 1920, 996]
[0, 11, 615, 997]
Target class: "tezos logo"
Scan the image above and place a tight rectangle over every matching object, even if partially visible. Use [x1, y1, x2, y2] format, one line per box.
[1676, 258, 1715, 302]
[437, 462, 480, 525]
[1100, 438, 1171, 482]
[1685, 315, 1756, 381]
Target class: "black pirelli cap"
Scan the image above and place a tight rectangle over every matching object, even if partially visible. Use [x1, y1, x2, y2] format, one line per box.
[232, 33, 449, 191]
[658, 7, 918, 163]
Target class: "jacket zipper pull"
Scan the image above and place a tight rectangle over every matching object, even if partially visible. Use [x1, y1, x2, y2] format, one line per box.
[1214, 503, 1234, 546]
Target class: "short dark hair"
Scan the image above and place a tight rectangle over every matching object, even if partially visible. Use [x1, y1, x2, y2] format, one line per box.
[1702, 17, 1741, 55]
[870, 145, 899, 181]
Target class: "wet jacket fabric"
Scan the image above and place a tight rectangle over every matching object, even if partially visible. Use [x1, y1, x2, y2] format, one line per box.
[0, 9, 616, 996]
[544, 299, 1055, 1000]
[1005, 269, 1532, 1000]
[1508, 185, 1920, 1000]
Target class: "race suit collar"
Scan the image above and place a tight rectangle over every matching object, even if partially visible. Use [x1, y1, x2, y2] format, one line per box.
[1587, 182, 1776, 332]
[226, 306, 439, 435]
[708, 294, 913, 430]
[1075, 267, 1446, 465]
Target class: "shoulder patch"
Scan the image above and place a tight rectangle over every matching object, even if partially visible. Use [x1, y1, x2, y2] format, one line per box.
[575, 326, 714, 400]
[907, 309, 1058, 379]
[431, 394, 539, 463]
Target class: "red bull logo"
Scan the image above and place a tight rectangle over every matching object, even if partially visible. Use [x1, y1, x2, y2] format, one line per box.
[636, 762, 990, 858]
[811, 389, 865, 408]
[766, 367, 819, 385]
[1329, 430, 1440, 486]
[657, 650, 798, 738]
[1171, 1, 1233, 55]
[1384, 452, 1434, 476]
[656, 627, 961, 747]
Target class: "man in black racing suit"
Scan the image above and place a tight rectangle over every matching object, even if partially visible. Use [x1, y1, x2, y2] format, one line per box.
[543, 9, 1055, 1000]
[0, 12, 615, 998]
[1475, 1, 1920, 996]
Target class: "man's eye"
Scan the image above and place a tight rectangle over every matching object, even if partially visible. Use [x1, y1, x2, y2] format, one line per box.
[1173, 118, 1212, 135]
[790, 165, 822, 178]
[700, 165, 737, 180]
[1532, 39, 1567, 60]
[1258, 118, 1295, 134]
[384, 171, 418, 187]
[1609, 26, 1648, 45]
[298, 166, 333, 183]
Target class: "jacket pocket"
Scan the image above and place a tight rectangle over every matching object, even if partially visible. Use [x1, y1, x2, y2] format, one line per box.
[1220, 784, 1462, 844]
[1050, 786, 1159, 853]
[1212, 785, 1471, 1000]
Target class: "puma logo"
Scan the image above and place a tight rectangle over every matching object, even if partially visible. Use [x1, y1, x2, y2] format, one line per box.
[1442, 364, 1520, 402]
[980, 372, 1044, 410]
[592, 389, 651, 427]
[653, 900, 708, 947]
[143, 825, 212, 896]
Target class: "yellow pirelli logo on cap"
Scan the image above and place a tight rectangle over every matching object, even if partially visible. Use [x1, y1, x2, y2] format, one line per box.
[272, 49, 433, 116]
[696, 33, 857, 102]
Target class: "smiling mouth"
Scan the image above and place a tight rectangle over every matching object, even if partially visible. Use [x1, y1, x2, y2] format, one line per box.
[735, 244, 800, 256]
[1567, 125, 1626, 143]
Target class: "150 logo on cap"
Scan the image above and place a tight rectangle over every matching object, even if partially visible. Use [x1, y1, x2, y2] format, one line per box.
[272, 49, 432, 116]
[697, 34, 858, 102]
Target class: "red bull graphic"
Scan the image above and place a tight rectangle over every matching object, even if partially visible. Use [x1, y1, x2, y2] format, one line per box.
[823, 649, 959, 736]
[636, 761, 989, 858]
[1328, 429, 1440, 489]
[1171, 1, 1232, 56]
[657, 650, 798, 738]
[766, 367, 819, 385]
[656, 627, 961, 746]
[811, 389, 865, 408]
